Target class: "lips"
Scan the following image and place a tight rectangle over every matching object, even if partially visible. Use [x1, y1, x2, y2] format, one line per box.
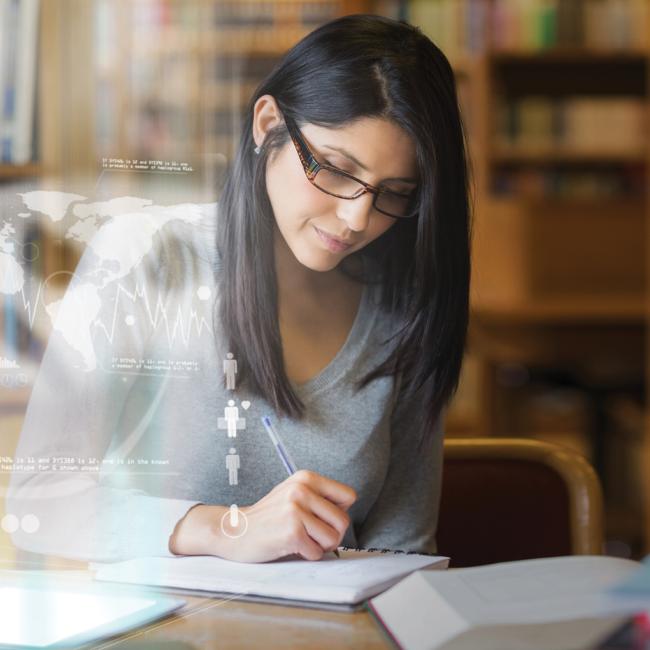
[313, 226, 354, 253]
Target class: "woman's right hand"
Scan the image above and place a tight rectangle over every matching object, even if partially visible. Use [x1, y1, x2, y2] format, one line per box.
[168, 470, 357, 562]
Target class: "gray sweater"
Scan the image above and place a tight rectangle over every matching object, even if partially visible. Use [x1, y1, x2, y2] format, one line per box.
[6, 202, 445, 562]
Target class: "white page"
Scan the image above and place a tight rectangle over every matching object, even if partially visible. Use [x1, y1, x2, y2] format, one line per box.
[375, 572, 627, 650]
[419, 556, 644, 624]
[93, 552, 448, 604]
[370, 556, 645, 650]
[372, 572, 471, 650]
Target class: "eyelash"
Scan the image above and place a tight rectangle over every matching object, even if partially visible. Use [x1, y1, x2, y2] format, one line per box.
[323, 158, 346, 171]
[322, 157, 413, 194]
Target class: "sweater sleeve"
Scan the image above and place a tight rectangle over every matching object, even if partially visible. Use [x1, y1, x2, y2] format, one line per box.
[355, 385, 446, 555]
[5, 218, 202, 562]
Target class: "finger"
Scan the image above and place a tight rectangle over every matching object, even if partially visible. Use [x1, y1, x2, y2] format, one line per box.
[300, 491, 351, 540]
[299, 509, 342, 553]
[290, 470, 357, 510]
[290, 520, 326, 561]
[280, 481, 350, 539]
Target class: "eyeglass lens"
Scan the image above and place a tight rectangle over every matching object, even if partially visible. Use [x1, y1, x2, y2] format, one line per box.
[312, 167, 415, 218]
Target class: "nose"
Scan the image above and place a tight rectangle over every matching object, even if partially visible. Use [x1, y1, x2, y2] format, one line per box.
[336, 192, 374, 232]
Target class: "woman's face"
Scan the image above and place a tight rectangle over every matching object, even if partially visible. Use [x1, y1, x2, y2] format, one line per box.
[256, 99, 418, 273]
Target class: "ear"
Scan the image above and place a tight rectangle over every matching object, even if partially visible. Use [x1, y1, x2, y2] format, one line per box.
[252, 95, 284, 148]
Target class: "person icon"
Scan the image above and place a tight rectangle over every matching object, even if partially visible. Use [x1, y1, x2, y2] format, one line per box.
[223, 352, 238, 390]
[226, 448, 240, 486]
[217, 399, 245, 437]
[225, 400, 239, 438]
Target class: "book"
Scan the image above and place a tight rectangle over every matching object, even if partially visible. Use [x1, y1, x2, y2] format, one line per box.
[0, 0, 17, 162]
[610, 555, 650, 597]
[0, 0, 39, 164]
[12, 0, 39, 165]
[368, 555, 650, 650]
[92, 548, 449, 612]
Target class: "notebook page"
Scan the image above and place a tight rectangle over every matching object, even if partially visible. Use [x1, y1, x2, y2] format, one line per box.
[93, 552, 448, 604]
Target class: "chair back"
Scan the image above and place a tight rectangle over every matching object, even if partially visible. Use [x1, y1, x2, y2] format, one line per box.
[436, 438, 604, 567]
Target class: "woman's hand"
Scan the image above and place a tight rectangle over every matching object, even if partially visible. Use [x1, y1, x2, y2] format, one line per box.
[168, 470, 357, 562]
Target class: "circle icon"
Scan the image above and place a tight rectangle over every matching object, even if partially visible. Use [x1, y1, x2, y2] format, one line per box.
[197, 286, 211, 301]
[220, 504, 248, 539]
[21, 514, 40, 534]
[1, 514, 19, 534]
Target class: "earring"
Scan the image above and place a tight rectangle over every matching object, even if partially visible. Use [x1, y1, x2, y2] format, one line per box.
[254, 145, 261, 155]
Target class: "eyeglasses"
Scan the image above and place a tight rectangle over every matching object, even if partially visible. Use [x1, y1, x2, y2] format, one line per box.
[283, 115, 419, 219]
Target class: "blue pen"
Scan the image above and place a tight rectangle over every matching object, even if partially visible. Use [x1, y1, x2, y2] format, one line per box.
[261, 415, 340, 558]
[261, 415, 297, 474]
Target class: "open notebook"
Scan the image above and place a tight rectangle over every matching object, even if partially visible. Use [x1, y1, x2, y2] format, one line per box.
[92, 548, 448, 611]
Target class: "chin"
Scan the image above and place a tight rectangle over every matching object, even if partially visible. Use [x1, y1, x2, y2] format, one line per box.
[294, 247, 342, 273]
[302, 256, 341, 273]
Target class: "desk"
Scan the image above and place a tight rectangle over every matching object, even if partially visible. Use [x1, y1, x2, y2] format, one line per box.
[3, 567, 390, 649]
[99, 593, 389, 649]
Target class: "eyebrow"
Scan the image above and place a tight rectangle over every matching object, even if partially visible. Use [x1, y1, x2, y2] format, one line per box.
[321, 144, 418, 184]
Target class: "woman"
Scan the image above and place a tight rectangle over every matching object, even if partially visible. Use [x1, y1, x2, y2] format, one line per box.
[7, 14, 470, 563]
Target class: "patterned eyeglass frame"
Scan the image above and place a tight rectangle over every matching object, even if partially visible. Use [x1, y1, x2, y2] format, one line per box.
[283, 114, 419, 219]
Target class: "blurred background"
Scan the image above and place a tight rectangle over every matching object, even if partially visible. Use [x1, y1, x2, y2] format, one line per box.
[0, 0, 647, 561]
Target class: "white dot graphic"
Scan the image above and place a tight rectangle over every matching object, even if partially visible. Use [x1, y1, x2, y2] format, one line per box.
[125, 314, 136, 326]
[1, 514, 19, 534]
[21, 514, 40, 534]
[197, 286, 211, 301]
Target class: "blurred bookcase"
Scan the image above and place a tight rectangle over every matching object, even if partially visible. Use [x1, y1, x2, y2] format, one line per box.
[89, 0, 392, 174]
[409, 0, 649, 556]
[0, 0, 47, 413]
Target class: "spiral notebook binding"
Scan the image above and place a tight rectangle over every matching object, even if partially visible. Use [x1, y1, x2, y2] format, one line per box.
[338, 545, 437, 556]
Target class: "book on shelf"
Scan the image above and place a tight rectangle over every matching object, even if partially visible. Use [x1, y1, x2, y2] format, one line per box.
[97, 0, 350, 162]
[494, 0, 650, 51]
[408, 0, 650, 55]
[491, 165, 646, 200]
[0, 185, 54, 372]
[0, 0, 40, 165]
[495, 96, 646, 156]
[409, 0, 490, 61]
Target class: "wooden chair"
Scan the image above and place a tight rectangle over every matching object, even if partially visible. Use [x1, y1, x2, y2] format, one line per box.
[436, 437, 604, 567]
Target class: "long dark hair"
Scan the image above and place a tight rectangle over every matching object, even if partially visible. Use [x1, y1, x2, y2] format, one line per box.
[216, 14, 472, 447]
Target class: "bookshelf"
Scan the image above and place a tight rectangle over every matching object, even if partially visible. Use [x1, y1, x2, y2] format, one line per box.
[409, 0, 649, 556]
[0, 164, 40, 179]
[89, 0, 388, 167]
[0, 0, 46, 488]
[645, 38, 650, 562]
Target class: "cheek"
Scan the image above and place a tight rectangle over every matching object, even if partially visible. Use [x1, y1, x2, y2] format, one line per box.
[368, 215, 397, 241]
[293, 180, 334, 214]
[266, 151, 333, 225]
